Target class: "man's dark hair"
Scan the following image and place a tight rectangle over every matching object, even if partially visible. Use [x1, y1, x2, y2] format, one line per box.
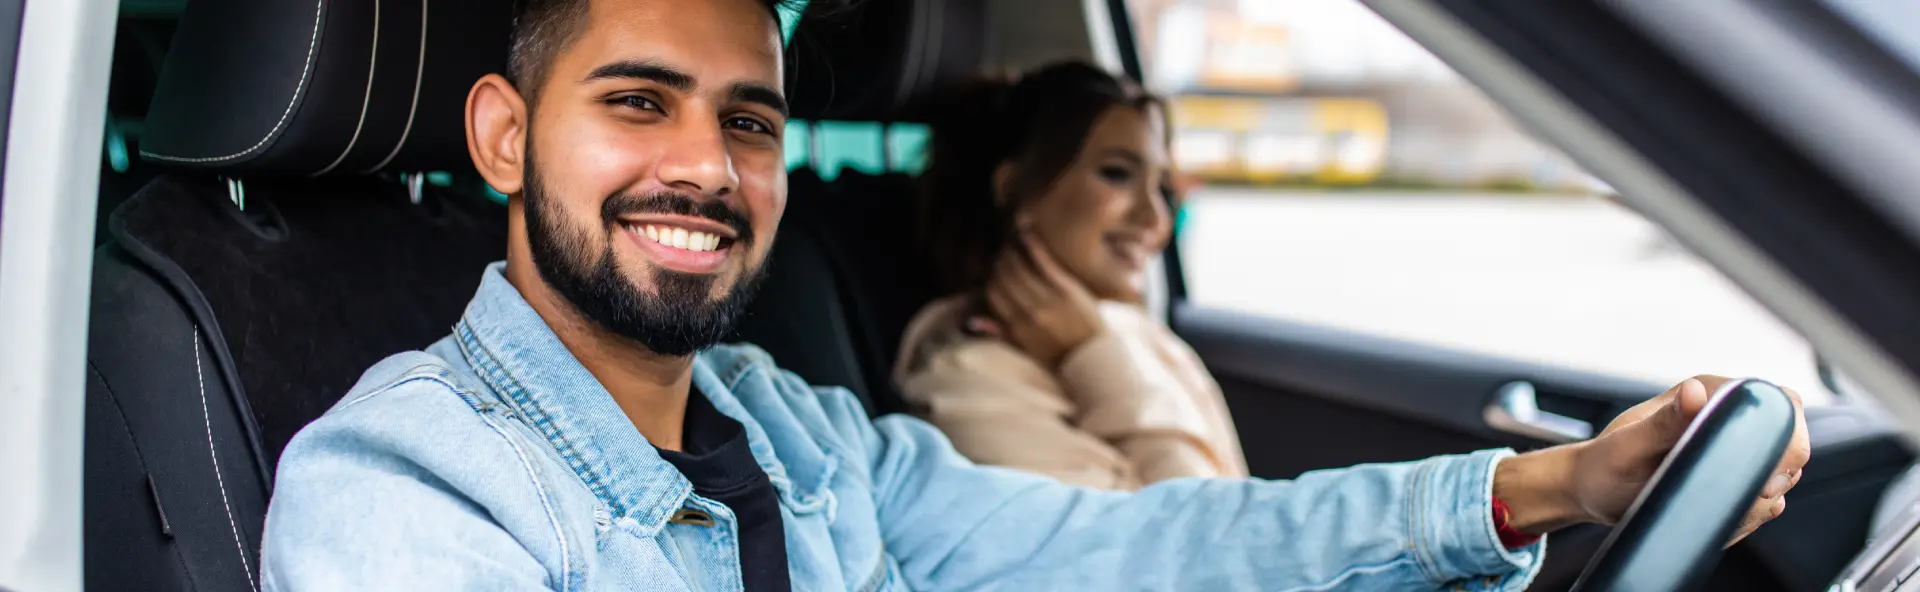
[507, 0, 806, 106]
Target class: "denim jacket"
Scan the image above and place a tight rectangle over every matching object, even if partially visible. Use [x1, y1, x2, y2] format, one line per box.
[261, 263, 1544, 591]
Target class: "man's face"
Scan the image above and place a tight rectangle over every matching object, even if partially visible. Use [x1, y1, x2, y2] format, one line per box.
[519, 0, 787, 356]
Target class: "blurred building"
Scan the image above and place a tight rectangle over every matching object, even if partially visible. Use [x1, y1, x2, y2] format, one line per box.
[1129, 0, 1602, 191]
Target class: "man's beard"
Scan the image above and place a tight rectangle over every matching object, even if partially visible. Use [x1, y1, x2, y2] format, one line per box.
[521, 150, 767, 357]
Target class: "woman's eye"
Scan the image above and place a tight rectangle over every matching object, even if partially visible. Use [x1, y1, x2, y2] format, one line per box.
[1099, 166, 1135, 183]
[611, 96, 661, 112]
[725, 117, 771, 135]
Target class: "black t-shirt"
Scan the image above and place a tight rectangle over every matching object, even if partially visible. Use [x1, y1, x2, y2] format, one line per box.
[655, 392, 791, 592]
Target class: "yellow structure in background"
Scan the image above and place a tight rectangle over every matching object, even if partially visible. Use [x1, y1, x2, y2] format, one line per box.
[1170, 95, 1390, 186]
[1195, 16, 1297, 92]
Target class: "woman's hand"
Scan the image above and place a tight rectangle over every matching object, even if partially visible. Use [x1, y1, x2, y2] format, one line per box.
[971, 231, 1106, 368]
[1493, 375, 1811, 543]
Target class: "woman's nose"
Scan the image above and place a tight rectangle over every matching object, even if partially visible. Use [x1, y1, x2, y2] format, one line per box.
[1126, 184, 1172, 240]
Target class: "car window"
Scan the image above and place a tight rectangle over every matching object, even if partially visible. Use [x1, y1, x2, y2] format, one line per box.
[1129, 0, 1829, 402]
[785, 120, 929, 178]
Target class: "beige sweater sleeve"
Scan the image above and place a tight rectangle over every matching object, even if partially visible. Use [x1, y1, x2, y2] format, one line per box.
[897, 343, 1143, 489]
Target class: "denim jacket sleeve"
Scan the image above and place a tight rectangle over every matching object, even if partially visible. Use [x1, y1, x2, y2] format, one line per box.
[808, 375, 1545, 591]
[261, 362, 562, 592]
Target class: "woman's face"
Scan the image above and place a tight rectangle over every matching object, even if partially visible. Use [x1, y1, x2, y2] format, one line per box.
[1012, 105, 1172, 302]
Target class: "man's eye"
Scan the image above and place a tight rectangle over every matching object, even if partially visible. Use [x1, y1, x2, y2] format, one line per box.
[725, 117, 772, 135]
[610, 96, 661, 112]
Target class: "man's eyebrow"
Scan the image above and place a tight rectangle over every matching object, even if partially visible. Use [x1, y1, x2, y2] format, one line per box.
[583, 59, 695, 91]
[584, 60, 787, 117]
[730, 82, 789, 118]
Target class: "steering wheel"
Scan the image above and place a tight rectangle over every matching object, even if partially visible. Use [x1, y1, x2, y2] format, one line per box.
[1571, 378, 1799, 592]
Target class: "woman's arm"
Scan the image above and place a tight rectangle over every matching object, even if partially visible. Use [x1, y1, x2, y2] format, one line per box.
[1055, 325, 1240, 482]
[966, 231, 1242, 484]
[899, 343, 1143, 489]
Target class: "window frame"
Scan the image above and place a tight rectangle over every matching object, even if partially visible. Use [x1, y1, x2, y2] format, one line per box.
[0, 0, 119, 589]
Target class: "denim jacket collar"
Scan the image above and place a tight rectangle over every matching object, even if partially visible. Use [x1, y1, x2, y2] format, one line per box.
[452, 262, 828, 532]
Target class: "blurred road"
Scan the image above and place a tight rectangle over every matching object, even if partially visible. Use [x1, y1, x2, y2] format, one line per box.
[1178, 188, 1827, 402]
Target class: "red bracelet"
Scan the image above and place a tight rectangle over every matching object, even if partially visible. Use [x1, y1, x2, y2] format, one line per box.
[1491, 497, 1543, 549]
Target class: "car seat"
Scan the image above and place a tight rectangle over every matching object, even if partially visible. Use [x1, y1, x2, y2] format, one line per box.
[732, 0, 984, 417]
[83, 0, 511, 589]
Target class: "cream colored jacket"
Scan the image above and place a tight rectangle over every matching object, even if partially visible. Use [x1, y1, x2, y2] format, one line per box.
[892, 295, 1248, 489]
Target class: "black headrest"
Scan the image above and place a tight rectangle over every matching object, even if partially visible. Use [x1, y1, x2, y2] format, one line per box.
[140, 0, 512, 176]
[790, 0, 987, 122]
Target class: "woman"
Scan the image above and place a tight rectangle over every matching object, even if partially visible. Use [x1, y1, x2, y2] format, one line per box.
[893, 62, 1242, 489]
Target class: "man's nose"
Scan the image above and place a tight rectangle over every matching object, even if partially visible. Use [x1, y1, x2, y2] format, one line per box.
[655, 120, 739, 197]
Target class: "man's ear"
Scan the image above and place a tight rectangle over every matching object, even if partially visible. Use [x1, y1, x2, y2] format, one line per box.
[466, 74, 530, 196]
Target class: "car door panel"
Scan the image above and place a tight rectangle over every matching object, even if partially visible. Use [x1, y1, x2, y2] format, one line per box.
[1175, 303, 1913, 590]
[1175, 304, 1655, 589]
[1177, 303, 1660, 471]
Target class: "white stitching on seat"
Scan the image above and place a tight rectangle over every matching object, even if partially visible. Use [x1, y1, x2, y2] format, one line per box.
[312, 0, 381, 176]
[365, 0, 428, 173]
[141, 0, 327, 164]
[195, 330, 259, 591]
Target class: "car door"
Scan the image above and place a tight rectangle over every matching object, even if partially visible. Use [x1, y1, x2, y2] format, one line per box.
[1113, 1, 1916, 590]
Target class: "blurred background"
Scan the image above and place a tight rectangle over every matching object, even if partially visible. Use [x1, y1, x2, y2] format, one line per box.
[1125, 0, 1824, 400]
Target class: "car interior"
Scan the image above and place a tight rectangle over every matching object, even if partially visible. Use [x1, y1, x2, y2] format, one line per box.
[73, 0, 1920, 591]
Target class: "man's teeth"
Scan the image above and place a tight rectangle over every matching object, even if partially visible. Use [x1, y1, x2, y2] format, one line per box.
[632, 224, 724, 252]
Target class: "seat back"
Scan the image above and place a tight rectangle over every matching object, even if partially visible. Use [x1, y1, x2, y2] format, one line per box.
[731, 0, 986, 417]
[734, 169, 937, 416]
[734, 171, 875, 404]
[83, 1, 510, 590]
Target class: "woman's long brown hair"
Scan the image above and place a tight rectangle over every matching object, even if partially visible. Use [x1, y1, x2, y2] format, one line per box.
[916, 62, 1166, 295]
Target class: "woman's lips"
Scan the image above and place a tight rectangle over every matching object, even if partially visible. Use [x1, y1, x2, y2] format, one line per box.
[1105, 236, 1152, 269]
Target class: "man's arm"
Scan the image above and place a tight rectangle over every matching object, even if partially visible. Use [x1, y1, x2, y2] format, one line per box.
[805, 376, 1541, 591]
[262, 373, 559, 591]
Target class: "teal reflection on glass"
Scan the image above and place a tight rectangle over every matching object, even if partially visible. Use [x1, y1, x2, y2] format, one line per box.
[887, 123, 930, 174]
[783, 119, 932, 176]
[813, 120, 885, 181]
[779, 0, 807, 43]
[105, 119, 130, 173]
[784, 122, 812, 171]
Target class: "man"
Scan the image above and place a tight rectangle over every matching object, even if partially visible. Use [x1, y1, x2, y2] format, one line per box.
[259, 0, 1810, 589]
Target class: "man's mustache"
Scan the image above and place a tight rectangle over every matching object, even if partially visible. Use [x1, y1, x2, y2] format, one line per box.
[602, 191, 754, 245]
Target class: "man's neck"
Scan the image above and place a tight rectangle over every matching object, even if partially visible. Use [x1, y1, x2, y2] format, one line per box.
[503, 255, 694, 452]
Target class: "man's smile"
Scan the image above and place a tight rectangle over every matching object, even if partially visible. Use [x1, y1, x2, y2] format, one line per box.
[619, 214, 739, 274]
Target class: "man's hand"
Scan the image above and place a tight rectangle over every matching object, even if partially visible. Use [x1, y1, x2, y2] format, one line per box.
[1493, 375, 1811, 544]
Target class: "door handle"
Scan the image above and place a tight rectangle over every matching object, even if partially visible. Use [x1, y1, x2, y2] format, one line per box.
[1484, 381, 1595, 443]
